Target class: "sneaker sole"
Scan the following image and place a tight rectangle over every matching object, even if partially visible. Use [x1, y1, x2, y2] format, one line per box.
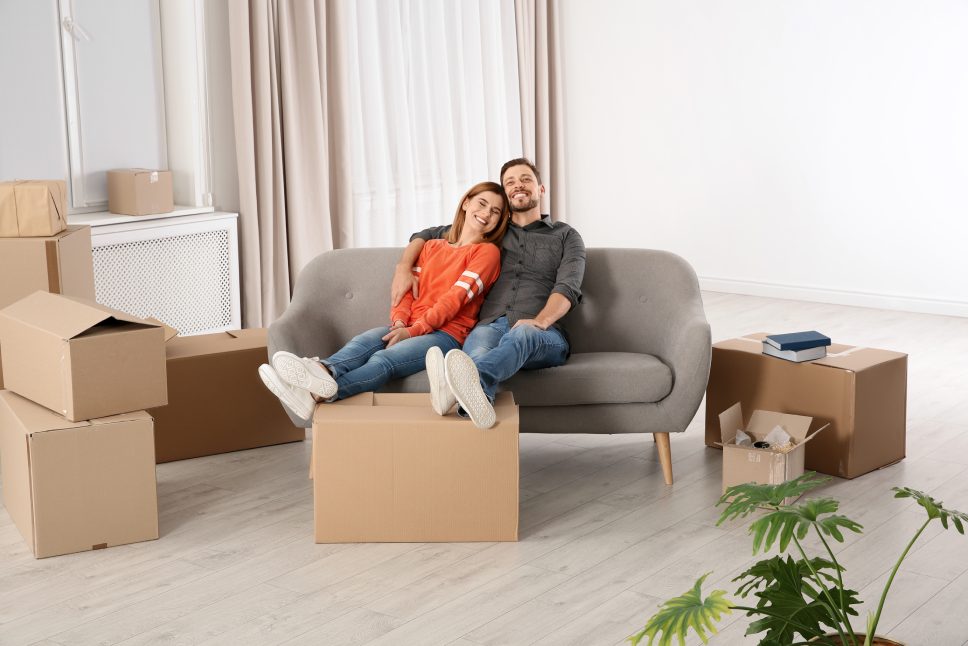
[272, 351, 338, 400]
[259, 364, 314, 420]
[444, 350, 496, 429]
[426, 346, 456, 415]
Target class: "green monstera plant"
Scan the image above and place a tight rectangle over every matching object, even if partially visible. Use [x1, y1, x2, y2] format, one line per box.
[629, 473, 968, 646]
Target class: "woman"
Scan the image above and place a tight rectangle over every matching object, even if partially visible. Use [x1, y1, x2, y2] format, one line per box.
[259, 181, 509, 419]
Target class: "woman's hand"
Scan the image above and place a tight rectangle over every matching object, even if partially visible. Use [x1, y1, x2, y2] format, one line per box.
[382, 326, 411, 347]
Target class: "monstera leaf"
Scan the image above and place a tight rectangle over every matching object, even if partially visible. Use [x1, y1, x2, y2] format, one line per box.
[628, 573, 732, 646]
[894, 486, 968, 533]
[733, 556, 861, 645]
[746, 498, 863, 554]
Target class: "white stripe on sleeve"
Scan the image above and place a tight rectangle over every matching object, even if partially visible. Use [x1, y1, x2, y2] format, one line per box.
[461, 270, 484, 294]
[454, 280, 474, 301]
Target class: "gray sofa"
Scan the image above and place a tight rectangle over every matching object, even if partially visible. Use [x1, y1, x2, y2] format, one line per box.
[268, 247, 711, 485]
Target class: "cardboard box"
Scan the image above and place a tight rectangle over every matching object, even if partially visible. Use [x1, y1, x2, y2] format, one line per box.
[0, 224, 97, 389]
[0, 179, 68, 237]
[148, 328, 305, 463]
[0, 292, 168, 421]
[705, 334, 908, 479]
[718, 402, 825, 502]
[0, 390, 158, 558]
[107, 169, 173, 216]
[0, 225, 96, 309]
[312, 391, 519, 543]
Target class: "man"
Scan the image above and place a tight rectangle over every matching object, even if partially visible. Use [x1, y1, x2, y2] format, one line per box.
[391, 158, 585, 428]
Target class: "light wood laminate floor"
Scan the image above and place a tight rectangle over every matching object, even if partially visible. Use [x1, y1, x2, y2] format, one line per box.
[1, 292, 967, 645]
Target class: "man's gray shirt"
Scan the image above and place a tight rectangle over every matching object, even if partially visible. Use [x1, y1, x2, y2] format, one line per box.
[411, 215, 586, 329]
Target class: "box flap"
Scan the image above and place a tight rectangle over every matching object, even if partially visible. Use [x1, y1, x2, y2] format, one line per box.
[146, 318, 180, 341]
[813, 347, 907, 372]
[89, 409, 154, 426]
[748, 409, 813, 442]
[165, 329, 267, 360]
[0, 390, 90, 434]
[0, 291, 156, 340]
[719, 402, 744, 445]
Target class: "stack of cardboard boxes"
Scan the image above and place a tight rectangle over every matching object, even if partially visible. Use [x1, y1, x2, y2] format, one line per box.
[0, 293, 167, 558]
[0, 179, 302, 557]
[707, 332, 908, 492]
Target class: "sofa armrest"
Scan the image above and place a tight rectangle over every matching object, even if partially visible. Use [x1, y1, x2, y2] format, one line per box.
[654, 312, 712, 433]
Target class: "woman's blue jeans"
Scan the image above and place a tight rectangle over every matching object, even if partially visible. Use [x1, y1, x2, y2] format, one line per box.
[321, 326, 460, 400]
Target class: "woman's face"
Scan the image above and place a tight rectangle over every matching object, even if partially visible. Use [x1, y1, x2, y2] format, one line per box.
[461, 190, 505, 236]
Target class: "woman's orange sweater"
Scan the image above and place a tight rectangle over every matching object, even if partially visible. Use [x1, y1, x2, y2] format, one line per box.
[390, 239, 501, 343]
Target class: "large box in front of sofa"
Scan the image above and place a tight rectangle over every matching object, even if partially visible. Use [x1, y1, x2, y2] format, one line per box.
[148, 328, 304, 463]
[0, 391, 159, 558]
[0, 292, 168, 421]
[313, 391, 519, 543]
[705, 334, 907, 479]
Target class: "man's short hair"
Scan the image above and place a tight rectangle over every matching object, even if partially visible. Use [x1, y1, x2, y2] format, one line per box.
[500, 157, 542, 185]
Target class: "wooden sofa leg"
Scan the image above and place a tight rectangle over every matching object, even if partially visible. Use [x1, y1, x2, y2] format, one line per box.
[654, 432, 673, 485]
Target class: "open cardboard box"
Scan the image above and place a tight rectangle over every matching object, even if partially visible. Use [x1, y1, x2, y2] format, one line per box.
[706, 333, 907, 479]
[0, 291, 168, 421]
[0, 225, 96, 389]
[0, 390, 158, 558]
[718, 402, 828, 503]
[312, 391, 519, 543]
[148, 328, 305, 463]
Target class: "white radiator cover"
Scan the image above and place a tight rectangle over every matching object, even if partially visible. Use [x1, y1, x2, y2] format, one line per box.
[82, 211, 241, 335]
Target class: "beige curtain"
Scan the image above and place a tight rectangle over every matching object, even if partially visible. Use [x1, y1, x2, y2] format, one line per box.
[228, 0, 351, 327]
[514, 0, 567, 221]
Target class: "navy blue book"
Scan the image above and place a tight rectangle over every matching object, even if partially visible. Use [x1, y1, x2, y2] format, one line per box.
[764, 331, 831, 352]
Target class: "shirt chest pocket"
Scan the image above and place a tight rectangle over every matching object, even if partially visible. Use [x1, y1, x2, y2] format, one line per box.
[531, 236, 563, 268]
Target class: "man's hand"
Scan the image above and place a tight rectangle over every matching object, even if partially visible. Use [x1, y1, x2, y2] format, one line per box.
[390, 238, 426, 306]
[391, 266, 419, 307]
[512, 318, 550, 331]
[382, 326, 411, 347]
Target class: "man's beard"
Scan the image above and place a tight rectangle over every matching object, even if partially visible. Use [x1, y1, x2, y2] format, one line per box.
[510, 197, 539, 212]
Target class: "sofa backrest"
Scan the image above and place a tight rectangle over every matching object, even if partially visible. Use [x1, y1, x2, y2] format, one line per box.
[288, 247, 703, 359]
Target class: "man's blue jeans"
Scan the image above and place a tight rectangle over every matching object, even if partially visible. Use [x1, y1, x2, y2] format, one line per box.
[321, 326, 460, 400]
[462, 316, 570, 402]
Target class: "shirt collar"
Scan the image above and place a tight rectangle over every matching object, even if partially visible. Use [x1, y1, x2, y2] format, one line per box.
[515, 214, 554, 230]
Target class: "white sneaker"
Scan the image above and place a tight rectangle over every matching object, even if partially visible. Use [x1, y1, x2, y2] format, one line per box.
[259, 364, 314, 421]
[272, 351, 338, 401]
[444, 349, 495, 429]
[426, 346, 456, 415]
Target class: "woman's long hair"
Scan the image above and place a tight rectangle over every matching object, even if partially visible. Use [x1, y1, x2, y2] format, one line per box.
[446, 181, 510, 245]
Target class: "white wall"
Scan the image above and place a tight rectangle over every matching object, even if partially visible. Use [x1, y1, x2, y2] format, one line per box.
[0, 1, 69, 182]
[202, 0, 239, 215]
[560, 1, 968, 316]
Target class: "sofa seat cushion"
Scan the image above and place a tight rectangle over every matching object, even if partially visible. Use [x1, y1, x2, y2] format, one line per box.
[504, 352, 672, 406]
[382, 351, 672, 406]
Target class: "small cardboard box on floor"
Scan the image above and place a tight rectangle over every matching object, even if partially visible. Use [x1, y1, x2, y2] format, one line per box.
[718, 402, 826, 502]
[705, 333, 907, 479]
[0, 390, 158, 558]
[0, 291, 168, 421]
[312, 392, 519, 543]
[0, 225, 96, 389]
[148, 328, 304, 463]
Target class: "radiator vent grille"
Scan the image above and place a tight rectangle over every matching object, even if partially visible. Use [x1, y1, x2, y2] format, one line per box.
[92, 229, 234, 335]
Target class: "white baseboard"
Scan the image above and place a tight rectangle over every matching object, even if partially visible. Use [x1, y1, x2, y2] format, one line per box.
[699, 276, 968, 318]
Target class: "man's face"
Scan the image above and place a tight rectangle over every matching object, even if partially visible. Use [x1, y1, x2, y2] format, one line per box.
[501, 165, 543, 212]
